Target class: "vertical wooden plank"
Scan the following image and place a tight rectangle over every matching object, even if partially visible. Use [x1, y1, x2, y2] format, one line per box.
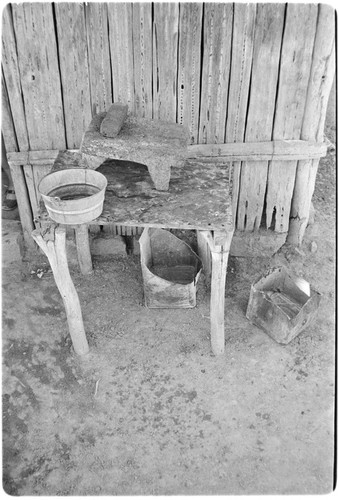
[108, 3, 134, 111]
[266, 4, 318, 233]
[132, 3, 153, 119]
[8, 163, 35, 248]
[198, 3, 233, 144]
[54, 3, 92, 149]
[11, 3, 66, 150]
[1, 5, 29, 151]
[85, 3, 112, 115]
[237, 4, 285, 231]
[225, 3, 256, 221]
[2, 69, 35, 249]
[32, 165, 53, 209]
[177, 3, 203, 144]
[74, 224, 93, 275]
[153, 2, 179, 121]
[288, 4, 335, 245]
[23, 164, 39, 218]
[1, 71, 18, 153]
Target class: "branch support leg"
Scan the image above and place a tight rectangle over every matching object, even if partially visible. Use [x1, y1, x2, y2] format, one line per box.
[32, 224, 89, 356]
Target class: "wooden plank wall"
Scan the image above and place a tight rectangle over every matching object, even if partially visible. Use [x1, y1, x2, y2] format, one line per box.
[1, 2, 335, 239]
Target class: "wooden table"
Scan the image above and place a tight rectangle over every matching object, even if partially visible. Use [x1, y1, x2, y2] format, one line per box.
[33, 151, 234, 356]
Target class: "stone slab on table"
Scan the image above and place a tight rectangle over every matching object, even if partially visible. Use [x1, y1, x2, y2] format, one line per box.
[80, 113, 190, 191]
[39, 151, 233, 233]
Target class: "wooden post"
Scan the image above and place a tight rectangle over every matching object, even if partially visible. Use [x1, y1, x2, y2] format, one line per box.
[196, 230, 212, 281]
[199, 229, 234, 355]
[32, 224, 89, 356]
[74, 224, 93, 275]
[8, 162, 36, 250]
[288, 4, 335, 246]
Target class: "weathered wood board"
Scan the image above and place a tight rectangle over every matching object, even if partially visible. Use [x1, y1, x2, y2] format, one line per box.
[153, 3, 179, 121]
[177, 3, 203, 144]
[188, 140, 326, 161]
[54, 3, 92, 149]
[132, 3, 153, 119]
[85, 3, 112, 115]
[1, 5, 29, 151]
[108, 3, 134, 112]
[237, 4, 285, 231]
[1, 71, 18, 153]
[224, 3, 256, 220]
[288, 4, 336, 245]
[266, 4, 318, 233]
[38, 152, 233, 233]
[198, 3, 233, 145]
[1, 3, 335, 249]
[11, 3, 66, 151]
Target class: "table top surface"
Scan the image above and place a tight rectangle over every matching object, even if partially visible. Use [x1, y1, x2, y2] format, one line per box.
[41, 151, 233, 232]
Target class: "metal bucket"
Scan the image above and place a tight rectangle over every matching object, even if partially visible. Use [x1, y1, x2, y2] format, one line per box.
[139, 228, 202, 308]
[38, 168, 107, 224]
[246, 266, 321, 344]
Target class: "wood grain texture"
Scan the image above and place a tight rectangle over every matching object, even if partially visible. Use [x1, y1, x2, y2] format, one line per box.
[108, 3, 134, 111]
[85, 3, 112, 115]
[8, 163, 35, 248]
[225, 3, 256, 221]
[11, 3, 66, 150]
[2, 5, 29, 151]
[32, 165, 53, 211]
[1, 71, 18, 152]
[188, 140, 326, 161]
[23, 164, 39, 218]
[266, 3, 318, 233]
[38, 152, 233, 233]
[74, 225, 93, 275]
[237, 4, 284, 231]
[54, 3, 92, 149]
[288, 4, 336, 245]
[177, 3, 203, 144]
[198, 3, 233, 144]
[153, 2, 179, 121]
[132, 3, 153, 119]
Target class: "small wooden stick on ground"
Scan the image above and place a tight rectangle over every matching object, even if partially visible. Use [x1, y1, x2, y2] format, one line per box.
[32, 224, 89, 356]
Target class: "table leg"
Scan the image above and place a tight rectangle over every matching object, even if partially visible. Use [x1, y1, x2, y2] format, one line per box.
[198, 230, 234, 355]
[32, 224, 89, 356]
[74, 224, 93, 275]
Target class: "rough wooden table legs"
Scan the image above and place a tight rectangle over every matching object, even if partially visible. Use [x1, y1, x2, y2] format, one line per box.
[74, 224, 93, 275]
[198, 230, 234, 355]
[32, 224, 89, 356]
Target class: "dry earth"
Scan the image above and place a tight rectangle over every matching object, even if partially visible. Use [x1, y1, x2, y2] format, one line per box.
[2, 97, 336, 495]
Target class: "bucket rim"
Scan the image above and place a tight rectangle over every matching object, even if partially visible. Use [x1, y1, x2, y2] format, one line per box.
[38, 168, 108, 197]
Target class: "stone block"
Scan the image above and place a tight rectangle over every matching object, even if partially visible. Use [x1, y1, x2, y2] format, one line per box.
[80, 113, 190, 191]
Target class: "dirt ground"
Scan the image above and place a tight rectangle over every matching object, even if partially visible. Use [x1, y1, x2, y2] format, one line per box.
[2, 98, 336, 494]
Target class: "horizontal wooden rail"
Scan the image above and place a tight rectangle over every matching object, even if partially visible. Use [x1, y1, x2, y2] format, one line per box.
[187, 140, 327, 162]
[7, 149, 79, 166]
[7, 140, 327, 167]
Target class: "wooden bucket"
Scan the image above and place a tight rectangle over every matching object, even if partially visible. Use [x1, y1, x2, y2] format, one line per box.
[38, 168, 107, 224]
[139, 228, 202, 309]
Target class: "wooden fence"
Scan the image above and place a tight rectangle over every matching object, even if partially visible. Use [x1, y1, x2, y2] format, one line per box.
[1, 3, 335, 249]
